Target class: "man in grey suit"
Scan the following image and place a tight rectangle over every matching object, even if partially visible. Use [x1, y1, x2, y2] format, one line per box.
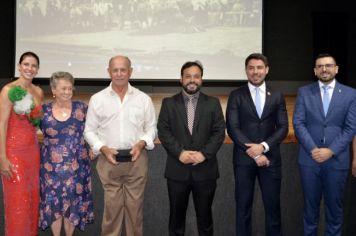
[226, 53, 288, 236]
[293, 53, 356, 235]
[157, 61, 225, 236]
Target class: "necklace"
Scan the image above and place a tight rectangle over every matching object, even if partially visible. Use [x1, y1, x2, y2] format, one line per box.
[54, 102, 71, 118]
[61, 111, 68, 117]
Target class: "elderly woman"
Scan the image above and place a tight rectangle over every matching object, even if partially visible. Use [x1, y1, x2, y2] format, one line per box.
[39, 71, 94, 236]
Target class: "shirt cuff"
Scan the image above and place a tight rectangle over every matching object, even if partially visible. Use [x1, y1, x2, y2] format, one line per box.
[93, 141, 105, 155]
[253, 155, 261, 160]
[261, 142, 269, 153]
[140, 135, 155, 150]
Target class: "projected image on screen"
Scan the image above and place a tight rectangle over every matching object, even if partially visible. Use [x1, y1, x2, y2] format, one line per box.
[16, 0, 262, 80]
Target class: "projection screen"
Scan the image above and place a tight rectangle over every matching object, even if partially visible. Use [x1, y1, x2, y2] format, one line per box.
[15, 0, 262, 80]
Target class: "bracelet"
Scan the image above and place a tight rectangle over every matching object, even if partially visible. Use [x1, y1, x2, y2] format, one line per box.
[253, 155, 261, 160]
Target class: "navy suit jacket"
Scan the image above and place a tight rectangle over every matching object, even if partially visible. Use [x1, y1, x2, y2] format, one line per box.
[293, 80, 356, 169]
[226, 84, 289, 167]
[157, 92, 226, 181]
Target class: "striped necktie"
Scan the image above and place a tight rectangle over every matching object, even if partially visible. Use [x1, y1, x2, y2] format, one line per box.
[187, 97, 195, 134]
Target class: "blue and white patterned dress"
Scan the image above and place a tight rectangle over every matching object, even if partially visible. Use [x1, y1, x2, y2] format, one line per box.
[39, 101, 94, 230]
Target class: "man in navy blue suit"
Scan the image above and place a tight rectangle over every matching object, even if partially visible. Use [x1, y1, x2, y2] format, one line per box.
[293, 53, 356, 235]
[226, 53, 288, 236]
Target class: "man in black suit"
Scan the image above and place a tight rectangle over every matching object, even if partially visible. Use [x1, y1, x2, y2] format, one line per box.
[226, 53, 288, 236]
[157, 61, 226, 236]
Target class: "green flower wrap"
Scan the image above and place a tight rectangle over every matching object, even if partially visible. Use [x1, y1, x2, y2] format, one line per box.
[30, 118, 41, 127]
[8, 85, 27, 102]
[7, 85, 43, 127]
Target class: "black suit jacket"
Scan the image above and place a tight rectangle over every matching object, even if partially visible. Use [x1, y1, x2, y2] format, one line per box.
[226, 84, 288, 166]
[157, 92, 226, 181]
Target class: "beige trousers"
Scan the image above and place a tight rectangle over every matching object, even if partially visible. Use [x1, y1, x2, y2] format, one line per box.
[96, 151, 148, 236]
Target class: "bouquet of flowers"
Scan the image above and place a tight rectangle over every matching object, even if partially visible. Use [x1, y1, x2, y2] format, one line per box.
[8, 85, 42, 127]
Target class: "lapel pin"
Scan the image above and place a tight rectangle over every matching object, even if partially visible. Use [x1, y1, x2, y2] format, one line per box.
[339, 89, 341, 93]
[267, 92, 271, 96]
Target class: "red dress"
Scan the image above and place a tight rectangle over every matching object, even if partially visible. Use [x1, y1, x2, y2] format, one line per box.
[1, 111, 40, 236]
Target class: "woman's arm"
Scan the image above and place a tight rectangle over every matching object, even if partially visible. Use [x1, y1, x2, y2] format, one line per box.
[0, 84, 15, 180]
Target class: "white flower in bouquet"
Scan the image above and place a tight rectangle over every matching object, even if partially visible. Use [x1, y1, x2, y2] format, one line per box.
[13, 93, 34, 115]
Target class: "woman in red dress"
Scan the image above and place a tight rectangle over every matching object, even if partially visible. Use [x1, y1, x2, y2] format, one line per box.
[0, 52, 44, 236]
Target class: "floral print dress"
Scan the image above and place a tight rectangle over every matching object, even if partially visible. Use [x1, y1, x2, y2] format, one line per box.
[39, 101, 94, 230]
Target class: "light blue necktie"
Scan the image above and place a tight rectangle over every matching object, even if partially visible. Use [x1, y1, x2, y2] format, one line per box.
[255, 87, 262, 118]
[322, 85, 330, 116]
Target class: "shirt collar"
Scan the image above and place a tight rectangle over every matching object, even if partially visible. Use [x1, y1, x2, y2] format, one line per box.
[182, 90, 200, 101]
[248, 81, 266, 93]
[108, 82, 134, 95]
[318, 79, 336, 90]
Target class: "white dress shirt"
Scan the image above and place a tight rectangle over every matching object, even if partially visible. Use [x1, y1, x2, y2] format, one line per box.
[84, 83, 157, 154]
[247, 81, 270, 153]
[318, 79, 335, 101]
[248, 81, 266, 110]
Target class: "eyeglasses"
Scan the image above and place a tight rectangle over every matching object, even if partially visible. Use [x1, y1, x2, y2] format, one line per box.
[315, 64, 335, 70]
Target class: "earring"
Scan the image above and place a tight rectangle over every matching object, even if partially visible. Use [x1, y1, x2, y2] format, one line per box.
[53, 95, 56, 98]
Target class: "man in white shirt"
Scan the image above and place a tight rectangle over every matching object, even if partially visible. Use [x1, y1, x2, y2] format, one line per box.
[226, 53, 288, 236]
[84, 55, 157, 236]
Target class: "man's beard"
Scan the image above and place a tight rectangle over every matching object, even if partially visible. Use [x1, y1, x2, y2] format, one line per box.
[318, 73, 334, 83]
[183, 82, 201, 95]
